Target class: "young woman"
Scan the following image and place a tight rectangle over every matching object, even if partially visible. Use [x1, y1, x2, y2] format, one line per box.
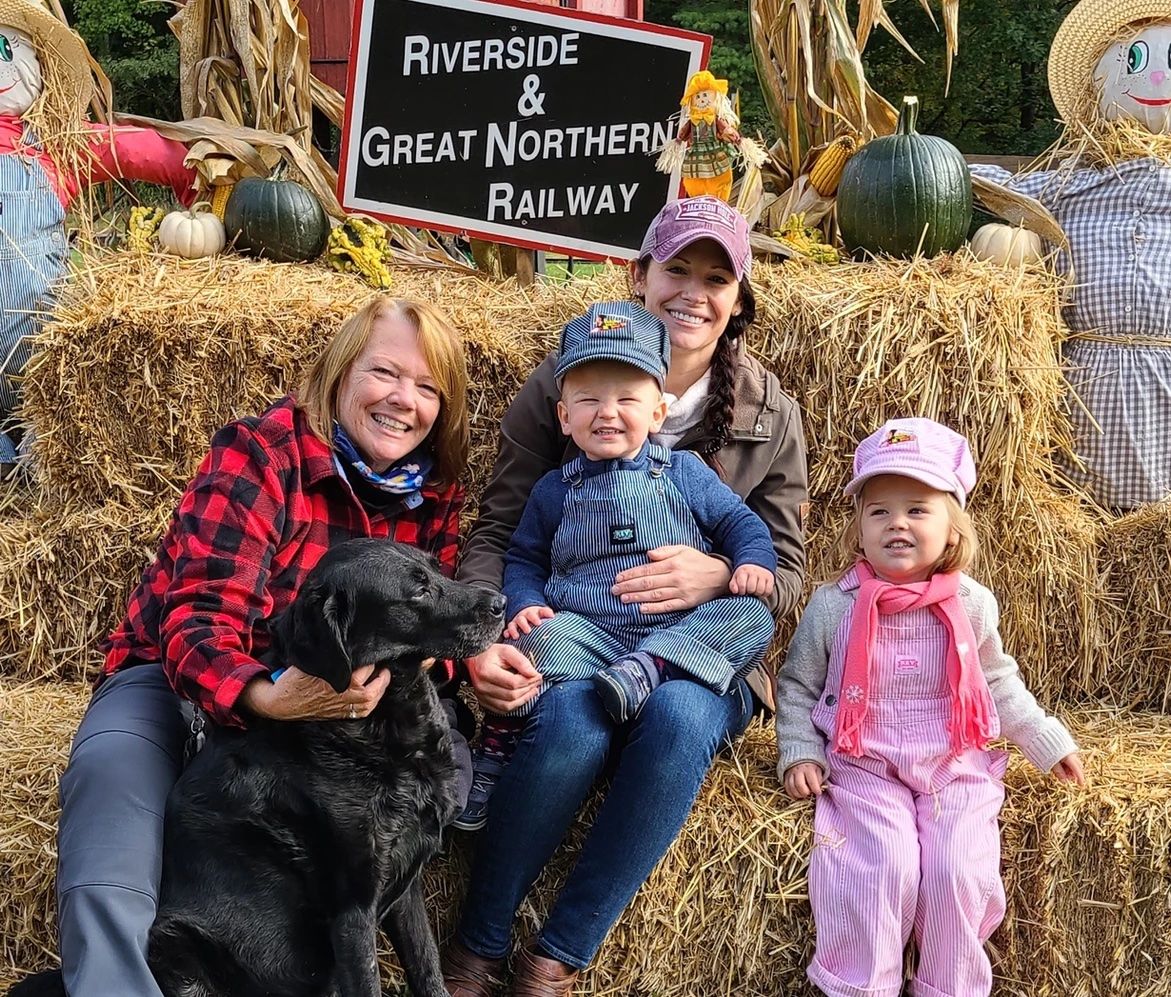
[446, 196, 809, 996]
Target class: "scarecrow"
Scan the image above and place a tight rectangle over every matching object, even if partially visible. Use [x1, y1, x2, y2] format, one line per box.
[973, 0, 1171, 511]
[0, 0, 195, 467]
[656, 69, 766, 202]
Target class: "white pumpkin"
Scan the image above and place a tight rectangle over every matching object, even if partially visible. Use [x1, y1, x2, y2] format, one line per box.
[970, 223, 1044, 266]
[157, 202, 226, 259]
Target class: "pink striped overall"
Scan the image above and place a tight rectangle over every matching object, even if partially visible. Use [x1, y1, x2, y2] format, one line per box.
[807, 575, 1009, 997]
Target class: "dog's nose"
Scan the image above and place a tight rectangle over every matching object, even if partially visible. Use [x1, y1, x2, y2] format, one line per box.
[490, 593, 507, 618]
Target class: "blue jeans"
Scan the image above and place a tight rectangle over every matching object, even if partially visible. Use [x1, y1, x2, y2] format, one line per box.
[457, 676, 753, 969]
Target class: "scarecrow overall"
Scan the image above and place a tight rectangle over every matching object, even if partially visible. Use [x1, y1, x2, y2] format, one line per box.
[0, 0, 194, 467]
[974, 0, 1171, 511]
[656, 70, 766, 203]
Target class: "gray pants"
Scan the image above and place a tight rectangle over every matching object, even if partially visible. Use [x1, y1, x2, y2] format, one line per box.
[55, 663, 472, 997]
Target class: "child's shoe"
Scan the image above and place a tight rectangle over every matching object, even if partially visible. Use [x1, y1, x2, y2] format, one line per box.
[452, 753, 505, 832]
[451, 713, 524, 832]
[593, 651, 664, 723]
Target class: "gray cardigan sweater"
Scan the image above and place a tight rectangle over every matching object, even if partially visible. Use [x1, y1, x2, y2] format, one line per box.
[775, 573, 1078, 779]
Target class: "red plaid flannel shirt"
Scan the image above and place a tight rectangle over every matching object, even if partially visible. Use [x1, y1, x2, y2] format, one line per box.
[102, 397, 463, 727]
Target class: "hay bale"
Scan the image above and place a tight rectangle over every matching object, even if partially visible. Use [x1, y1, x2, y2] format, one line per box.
[21, 253, 624, 509]
[783, 479, 1106, 710]
[751, 254, 1075, 504]
[1096, 501, 1171, 711]
[0, 500, 172, 680]
[2, 678, 1168, 994]
[25, 252, 1066, 510]
[0, 679, 87, 981]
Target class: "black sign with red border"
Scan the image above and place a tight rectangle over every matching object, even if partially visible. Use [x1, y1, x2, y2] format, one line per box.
[338, 0, 709, 259]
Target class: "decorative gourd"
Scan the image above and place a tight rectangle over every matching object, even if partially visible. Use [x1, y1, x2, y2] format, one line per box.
[836, 96, 972, 258]
[969, 222, 1044, 266]
[223, 175, 329, 263]
[157, 202, 225, 259]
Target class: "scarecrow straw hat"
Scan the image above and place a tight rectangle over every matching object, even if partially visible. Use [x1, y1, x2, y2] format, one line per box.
[0, 0, 92, 126]
[1048, 0, 1171, 124]
[681, 70, 728, 105]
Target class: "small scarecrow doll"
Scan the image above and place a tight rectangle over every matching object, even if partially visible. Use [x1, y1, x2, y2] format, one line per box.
[656, 69, 766, 202]
[973, 0, 1171, 510]
[0, 0, 195, 467]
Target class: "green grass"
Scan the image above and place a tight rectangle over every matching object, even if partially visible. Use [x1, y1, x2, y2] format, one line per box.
[543, 258, 611, 282]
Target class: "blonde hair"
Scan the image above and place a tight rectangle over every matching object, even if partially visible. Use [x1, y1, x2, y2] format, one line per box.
[835, 489, 979, 579]
[297, 296, 469, 487]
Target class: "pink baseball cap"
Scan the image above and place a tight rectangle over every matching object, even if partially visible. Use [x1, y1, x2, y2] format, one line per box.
[639, 196, 753, 281]
[844, 418, 977, 508]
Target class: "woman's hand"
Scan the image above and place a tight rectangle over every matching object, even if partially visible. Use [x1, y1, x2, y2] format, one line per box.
[240, 664, 391, 721]
[503, 605, 554, 640]
[1051, 752, 1086, 786]
[611, 545, 733, 614]
[466, 643, 542, 714]
[783, 762, 825, 800]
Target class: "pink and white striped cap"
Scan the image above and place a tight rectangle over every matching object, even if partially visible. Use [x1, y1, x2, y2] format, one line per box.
[845, 418, 976, 507]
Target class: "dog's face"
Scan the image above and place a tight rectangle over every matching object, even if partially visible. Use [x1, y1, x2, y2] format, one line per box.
[270, 539, 506, 692]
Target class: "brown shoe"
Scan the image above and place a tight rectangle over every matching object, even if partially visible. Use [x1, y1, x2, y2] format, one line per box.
[442, 938, 506, 997]
[510, 943, 581, 996]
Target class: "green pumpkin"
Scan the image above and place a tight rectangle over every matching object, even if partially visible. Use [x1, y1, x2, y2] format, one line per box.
[224, 176, 329, 263]
[836, 96, 972, 259]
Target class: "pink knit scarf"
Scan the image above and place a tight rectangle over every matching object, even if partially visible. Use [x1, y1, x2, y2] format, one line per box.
[834, 560, 996, 758]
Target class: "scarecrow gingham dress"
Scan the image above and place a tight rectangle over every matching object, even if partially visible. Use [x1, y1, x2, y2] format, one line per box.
[973, 159, 1171, 509]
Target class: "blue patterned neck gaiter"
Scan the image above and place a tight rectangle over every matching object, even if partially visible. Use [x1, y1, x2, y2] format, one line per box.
[332, 421, 432, 497]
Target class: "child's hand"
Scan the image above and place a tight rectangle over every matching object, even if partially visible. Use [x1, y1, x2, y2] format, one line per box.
[784, 762, 824, 800]
[503, 605, 554, 640]
[1051, 752, 1086, 786]
[730, 564, 776, 599]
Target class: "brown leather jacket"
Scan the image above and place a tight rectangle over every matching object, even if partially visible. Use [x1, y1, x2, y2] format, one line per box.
[458, 349, 808, 710]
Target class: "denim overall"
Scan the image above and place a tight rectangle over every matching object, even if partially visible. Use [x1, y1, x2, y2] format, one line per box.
[511, 444, 774, 714]
[0, 142, 67, 461]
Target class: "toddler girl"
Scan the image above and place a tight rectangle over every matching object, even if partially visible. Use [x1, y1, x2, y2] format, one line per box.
[776, 417, 1084, 997]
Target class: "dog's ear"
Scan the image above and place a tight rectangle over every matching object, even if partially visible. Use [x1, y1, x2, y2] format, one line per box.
[291, 582, 354, 694]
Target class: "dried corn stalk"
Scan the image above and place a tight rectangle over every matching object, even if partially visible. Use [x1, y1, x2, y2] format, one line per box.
[163, 0, 465, 267]
[750, 0, 961, 181]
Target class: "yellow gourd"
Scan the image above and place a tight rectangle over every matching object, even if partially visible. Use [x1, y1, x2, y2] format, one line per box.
[157, 202, 226, 259]
[970, 223, 1044, 266]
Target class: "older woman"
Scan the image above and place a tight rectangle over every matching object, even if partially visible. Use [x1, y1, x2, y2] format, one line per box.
[49, 297, 471, 997]
[445, 197, 808, 995]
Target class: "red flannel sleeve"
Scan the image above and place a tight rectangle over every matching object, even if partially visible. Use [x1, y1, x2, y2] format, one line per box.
[427, 483, 465, 681]
[431, 483, 464, 580]
[158, 420, 289, 727]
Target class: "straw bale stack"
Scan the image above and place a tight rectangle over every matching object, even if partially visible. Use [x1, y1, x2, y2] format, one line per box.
[12, 251, 1133, 701]
[2, 678, 1168, 994]
[1095, 500, 1171, 711]
[0, 499, 172, 681]
[746, 254, 1114, 706]
[0, 679, 87, 980]
[751, 254, 1075, 503]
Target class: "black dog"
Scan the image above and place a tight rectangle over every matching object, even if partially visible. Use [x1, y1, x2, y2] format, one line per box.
[11, 539, 504, 997]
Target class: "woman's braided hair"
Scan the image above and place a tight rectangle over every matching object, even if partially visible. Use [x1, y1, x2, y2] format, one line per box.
[634, 258, 756, 476]
[700, 277, 755, 465]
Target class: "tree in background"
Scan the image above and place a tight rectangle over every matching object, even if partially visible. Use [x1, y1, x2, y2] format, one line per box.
[649, 0, 1069, 156]
[860, 0, 1067, 155]
[62, 0, 180, 121]
[648, 1, 772, 140]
